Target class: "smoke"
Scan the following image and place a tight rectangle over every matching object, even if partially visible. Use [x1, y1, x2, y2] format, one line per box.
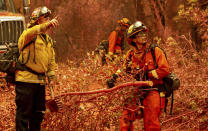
[50, 0, 137, 62]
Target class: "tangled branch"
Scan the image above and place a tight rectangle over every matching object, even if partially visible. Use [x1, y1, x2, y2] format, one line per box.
[43, 81, 152, 130]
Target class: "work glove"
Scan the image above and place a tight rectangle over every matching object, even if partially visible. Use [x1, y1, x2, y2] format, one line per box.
[105, 52, 114, 62]
[106, 78, 115, 88]
[105, 55, 112, 62]
[106, 74, 118, 88]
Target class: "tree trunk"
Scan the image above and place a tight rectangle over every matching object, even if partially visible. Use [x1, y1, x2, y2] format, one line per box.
[149, 0, 166, 43]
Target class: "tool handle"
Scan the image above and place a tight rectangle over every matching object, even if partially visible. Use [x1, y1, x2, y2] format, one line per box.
[49, 85, 55, 99]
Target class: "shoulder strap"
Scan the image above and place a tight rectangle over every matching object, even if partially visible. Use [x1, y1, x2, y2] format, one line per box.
[170, 92, 174, 115]
[20, 37, 37, 65]
[149, 44, 174, 114]
[150, 44, 158, 69]
[149, 44, 167, 69]
[21, 37, 37, 51]
[17, 37, 45, 76]
[128, 49, 134, 60]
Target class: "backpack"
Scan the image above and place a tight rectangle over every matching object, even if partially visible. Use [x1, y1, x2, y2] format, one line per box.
[95, 40, 109, 54]
[95, 30, 125, 55]
[94, 40, 109, 65]
[149, 44, 180, 114]
[0, 37, 38, 84]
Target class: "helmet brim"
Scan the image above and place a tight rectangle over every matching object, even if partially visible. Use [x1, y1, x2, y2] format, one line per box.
[128, 28, 147, 38]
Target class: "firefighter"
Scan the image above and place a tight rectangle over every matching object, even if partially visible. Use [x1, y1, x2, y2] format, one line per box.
[106, 18, 131, 61]
[106, 21, 169, 131]
[15, 6, 58, 131]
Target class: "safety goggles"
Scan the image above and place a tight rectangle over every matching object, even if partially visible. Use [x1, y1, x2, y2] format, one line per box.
[132, 31, 148, 44]
[132, 32, 146, 40]
[135, 31, 147, 38]
[44, 15, 50, 18]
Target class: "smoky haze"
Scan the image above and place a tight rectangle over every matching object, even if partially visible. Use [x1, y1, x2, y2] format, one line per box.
[30, 0, 201, 62]
[31, 0, 137, 62]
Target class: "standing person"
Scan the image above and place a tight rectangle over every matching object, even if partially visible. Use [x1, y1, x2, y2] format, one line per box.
[15, 6, 58, 131]
[106, 21, 169, 131]
[107, 18, 131, 60]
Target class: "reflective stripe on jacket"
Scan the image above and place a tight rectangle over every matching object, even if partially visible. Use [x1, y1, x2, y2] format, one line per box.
[15, 22, 57, 84]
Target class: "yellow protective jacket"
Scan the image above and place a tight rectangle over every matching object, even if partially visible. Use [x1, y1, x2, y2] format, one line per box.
[15, 22, 57, 84]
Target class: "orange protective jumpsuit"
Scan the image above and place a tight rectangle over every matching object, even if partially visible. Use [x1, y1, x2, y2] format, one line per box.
[108, 29, 124, 55]
[120, 44, 169, 131]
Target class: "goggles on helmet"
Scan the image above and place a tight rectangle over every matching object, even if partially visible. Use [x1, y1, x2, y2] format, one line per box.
[127, 21, 148, 39]
[31, 6, 51, 20]
[134, 31, 147, 38]
[28, 6, 51, 28]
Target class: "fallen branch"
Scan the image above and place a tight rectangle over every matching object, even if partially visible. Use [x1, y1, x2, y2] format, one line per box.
[162, 110, 197, 124]
[55, 81, 153, 98]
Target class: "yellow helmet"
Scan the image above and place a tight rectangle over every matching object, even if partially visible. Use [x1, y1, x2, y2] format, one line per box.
[117, 18, 131, 27]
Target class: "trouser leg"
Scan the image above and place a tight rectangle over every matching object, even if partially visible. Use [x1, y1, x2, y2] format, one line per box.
[120, 109, 134, 131]
[15, 82, 35, 131]
[29, 84, 45, 131]
[29, 111, 44, 131]
[120, 96, 140, 131]
[143, 91, 161, 131]
[15, 82, 45, 131]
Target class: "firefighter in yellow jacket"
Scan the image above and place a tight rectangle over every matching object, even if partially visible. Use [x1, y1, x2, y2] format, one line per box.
[15, 6, 58, 131]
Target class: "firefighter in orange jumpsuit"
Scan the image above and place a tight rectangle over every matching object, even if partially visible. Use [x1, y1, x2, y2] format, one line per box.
[107, 18, 131, 60]
[106, 21, 169, 131]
